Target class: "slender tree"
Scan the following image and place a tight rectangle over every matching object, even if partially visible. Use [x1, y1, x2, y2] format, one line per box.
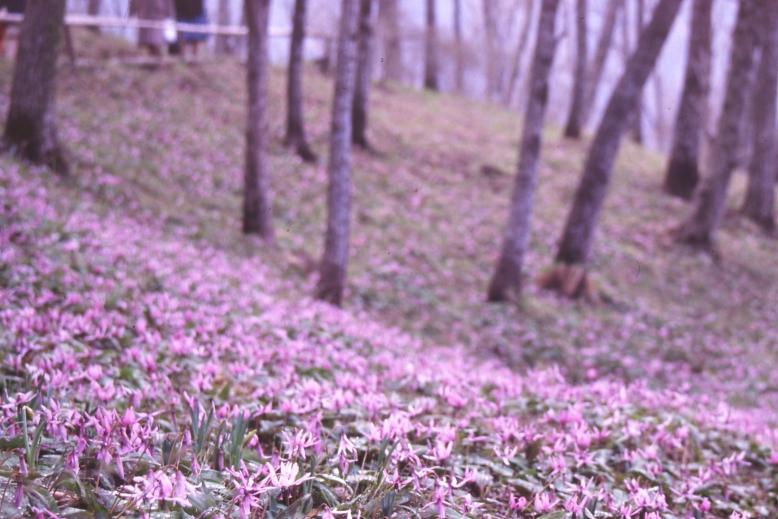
[453, 0, 465, 92]
[663, 0, 712, 199]
[628, 0, 645, 144]
[215, 0, 232, 55]
[546, 0, 682, 296]
[424, 0, 439, 91]
[677, 0, 760, 248]
[285, 0, 318, 162]
[88, 0, 102, 32]
[378, 0, 402, 82]
[482, 0, 499, 101]
[741, 3, 778, 232]
[563, 0, 587, 138]
[2, 0, 68, 175]
[352, 0, 375, 148]
[316, 0, 360, 306]
[582, 0, 621, 124]
[503, 0, 536, 106]
[242, 0, 275, 239]
[487, 0, 561, 302]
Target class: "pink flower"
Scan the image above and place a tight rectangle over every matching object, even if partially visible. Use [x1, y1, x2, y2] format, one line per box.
[534, 491, 559, 513]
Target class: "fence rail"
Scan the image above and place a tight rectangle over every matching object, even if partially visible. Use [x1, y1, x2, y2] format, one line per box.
[0, 12, 332, 40]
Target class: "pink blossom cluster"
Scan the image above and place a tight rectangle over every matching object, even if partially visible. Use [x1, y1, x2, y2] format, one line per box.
[1, 161, 776, 517]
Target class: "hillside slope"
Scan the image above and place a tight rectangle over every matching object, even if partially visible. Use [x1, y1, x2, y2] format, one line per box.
[0, 31, 777, 516]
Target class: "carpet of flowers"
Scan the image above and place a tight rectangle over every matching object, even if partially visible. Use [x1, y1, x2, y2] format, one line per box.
[2, 155, 778, 519]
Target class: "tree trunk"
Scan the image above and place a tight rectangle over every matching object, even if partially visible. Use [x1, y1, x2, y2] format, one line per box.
[503, 0, 536, 107]
[377, 0, 402, 82]
[242, 0, 275, 240]
[285, 0, 318, 162]
[88, 0, 102, 32]
[453, 0, 464, 92]
[423, 0, 439, 91]
[563, 0, 586, 138]
[482, 0, 498, 101]
[663, 0, 712, 199]
[487, 0, 561, 302]
[2, 0, 68, 175]
[352, 0, 375, 148]
[628, 0, 645, 144]
[315, 0, 359, 306]
[215, 0, 232, 54]
[677, 0, 761, 248]
[741, 3, 778, 232]
[554, 0, 682, 269]
[582, 0, 621, 125]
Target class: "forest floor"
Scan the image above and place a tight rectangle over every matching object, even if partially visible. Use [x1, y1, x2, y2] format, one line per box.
[1, 30, 777, 516]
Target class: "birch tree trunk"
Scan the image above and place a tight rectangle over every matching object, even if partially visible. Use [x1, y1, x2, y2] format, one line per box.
[2, 0, 68, 175]
[378, 0, 402, 82]
[285, 0, 318, 162]
[487, 0, 561, 302]
[582, 0, 621, 125]
[741, 3, 778, 232]
[424, 0, 439, 91]
[453, 0, 464, 93]
[242, 0, 275, 239]
[663, 0, 712, 199]
[352, 0, 375, 148]
[563, 0, 586, 138]
[316, 0, 360, 306]
[553, 0, 683, 273]
[503, 0, 536, 107]
[677, 0, 761, 248]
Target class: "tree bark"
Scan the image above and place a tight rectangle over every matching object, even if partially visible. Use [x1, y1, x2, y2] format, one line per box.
[316, 0, 359, 306]
[453, 0, 464, 92]
[285, 0, 318, 162]
[503, 0, 536, 107]
[487, 0, 561, 302]
[555, 0, 682, 267]
[741, 3, 778, 232]
[663, 0, 712, 199]
[582, 0, 621, 125]
[628, 0, 645, 144]
[215, 0, 232, 54]
[88, 0, 102, 32]
[678, 0, 761, 247]
[242, 0, 275, 240]
[352, 0, 375, 148]
[2, 0, 68, 175]
[424, 0, 439, 91]
[482, 0, 499, 101]
[377, 0, 402, 82]
[563, 0, 586, 138]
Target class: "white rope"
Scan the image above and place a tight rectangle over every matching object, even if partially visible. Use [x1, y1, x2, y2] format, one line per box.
[0, 12, 332, 40]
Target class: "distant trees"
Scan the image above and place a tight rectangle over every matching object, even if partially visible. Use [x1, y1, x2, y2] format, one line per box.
[423, 0, 439, 91]
[285, 0, 318, 162]
[583, 0, 620, 125]
[377, 0, 402, 82]
[563, 0, 586, 138]
[740, 3, 778, 232]
[316, 0, 359, 305]
[453, 0, 464, 92]
[663, 0, 712, 200]
[503, 0, 536, 107]
[482, 0, 499, 101]
[242, 0, 275, 239]
[547, 0, 682, 295]
[487, 0, 561, 302]
[677, 0, 760, 248]
[2, 0, 68, 175]
[352, 0, 375, 148]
